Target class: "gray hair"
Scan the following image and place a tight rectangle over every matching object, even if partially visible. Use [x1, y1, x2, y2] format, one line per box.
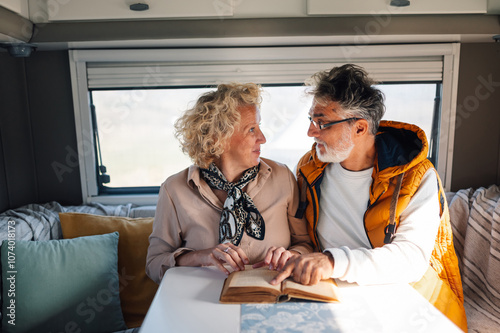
[307, 64, 385, 135]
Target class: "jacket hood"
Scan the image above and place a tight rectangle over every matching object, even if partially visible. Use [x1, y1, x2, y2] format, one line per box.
[375, 120, 429, 180]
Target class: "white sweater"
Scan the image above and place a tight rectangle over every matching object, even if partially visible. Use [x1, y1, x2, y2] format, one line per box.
[318, 162, 440, 285]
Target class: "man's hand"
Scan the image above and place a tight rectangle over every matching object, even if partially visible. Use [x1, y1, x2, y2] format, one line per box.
[270, 252, 335, 286]
[252, 246, 299, 271]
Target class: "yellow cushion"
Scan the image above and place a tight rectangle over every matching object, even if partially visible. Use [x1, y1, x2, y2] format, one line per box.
[59, 212, 158, 329]
[411, 266, 467, 332]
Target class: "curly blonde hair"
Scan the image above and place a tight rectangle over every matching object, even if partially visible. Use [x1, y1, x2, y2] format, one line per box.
[174, 83, 262, 168]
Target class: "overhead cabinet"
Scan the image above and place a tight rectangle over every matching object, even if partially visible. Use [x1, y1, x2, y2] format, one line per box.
[307, 0, 487, 15]
[46, 0, 234, 21]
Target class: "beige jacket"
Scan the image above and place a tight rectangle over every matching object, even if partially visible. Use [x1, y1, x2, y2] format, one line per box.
[146, 158, 312, 284]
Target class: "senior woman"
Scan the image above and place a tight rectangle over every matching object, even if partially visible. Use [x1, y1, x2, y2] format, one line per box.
[146, 83, 312, 284]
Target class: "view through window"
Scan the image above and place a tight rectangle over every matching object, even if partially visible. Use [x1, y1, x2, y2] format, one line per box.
[91, 83, 438, 191]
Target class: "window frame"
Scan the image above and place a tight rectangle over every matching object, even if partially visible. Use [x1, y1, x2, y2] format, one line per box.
[69, 43, 460, 205]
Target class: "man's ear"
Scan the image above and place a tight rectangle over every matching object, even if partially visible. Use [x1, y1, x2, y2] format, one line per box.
[354, 119, 369, 137]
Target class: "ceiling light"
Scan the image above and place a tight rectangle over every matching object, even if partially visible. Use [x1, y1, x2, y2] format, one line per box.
[0, 43, 37, 57]
[130, 3, 149, 11]
[390, 0, 410, 7]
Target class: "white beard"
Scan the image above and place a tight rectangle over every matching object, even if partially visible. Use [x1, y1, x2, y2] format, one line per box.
[315, 128, 354, 164]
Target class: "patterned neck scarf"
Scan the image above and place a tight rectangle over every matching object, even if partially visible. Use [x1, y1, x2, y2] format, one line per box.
[200, 163, 265, 246]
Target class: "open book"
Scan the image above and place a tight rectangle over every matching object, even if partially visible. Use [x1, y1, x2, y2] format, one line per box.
[219, 266, 340, 303]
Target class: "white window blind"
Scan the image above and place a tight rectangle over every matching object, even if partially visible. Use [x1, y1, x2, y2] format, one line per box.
[75, 45, 445, 89]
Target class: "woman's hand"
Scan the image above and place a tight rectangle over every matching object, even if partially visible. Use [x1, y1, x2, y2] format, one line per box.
[252, 246, 299, 271]
[176, 243, 250, 275]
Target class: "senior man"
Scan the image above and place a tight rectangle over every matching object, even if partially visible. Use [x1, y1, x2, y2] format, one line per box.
[272, 64, 467, 331]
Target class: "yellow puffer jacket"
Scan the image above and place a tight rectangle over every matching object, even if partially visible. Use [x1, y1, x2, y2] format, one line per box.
[296, 120, 467, 331]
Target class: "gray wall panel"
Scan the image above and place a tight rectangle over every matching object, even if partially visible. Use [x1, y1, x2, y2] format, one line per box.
[0, 53, 38, 209]
[452, 43, 500, 191]
[25, 51, 82, 205]
[0, 51, 82, 212]
[0, 125, 8, 213]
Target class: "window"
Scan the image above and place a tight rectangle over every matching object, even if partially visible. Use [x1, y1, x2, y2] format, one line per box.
[90, 88, 208, 191]
[91, 83, 440, 193]
[70, 43, 460, 204]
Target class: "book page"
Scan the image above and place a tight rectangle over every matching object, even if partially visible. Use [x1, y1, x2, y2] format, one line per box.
[227, 266, 281, 293]
[283, 278, 339, 302]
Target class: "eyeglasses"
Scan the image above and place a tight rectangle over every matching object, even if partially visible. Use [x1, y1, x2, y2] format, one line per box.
[308, 116, 361, 130]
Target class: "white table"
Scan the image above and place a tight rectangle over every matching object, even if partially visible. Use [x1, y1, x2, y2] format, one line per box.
[140, 266, 462, 333]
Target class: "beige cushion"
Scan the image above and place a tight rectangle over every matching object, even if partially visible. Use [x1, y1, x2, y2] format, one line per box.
[59, 212, 157, 328]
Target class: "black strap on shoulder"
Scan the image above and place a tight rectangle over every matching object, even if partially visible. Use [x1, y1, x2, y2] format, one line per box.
[384, 172, 404, 244]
